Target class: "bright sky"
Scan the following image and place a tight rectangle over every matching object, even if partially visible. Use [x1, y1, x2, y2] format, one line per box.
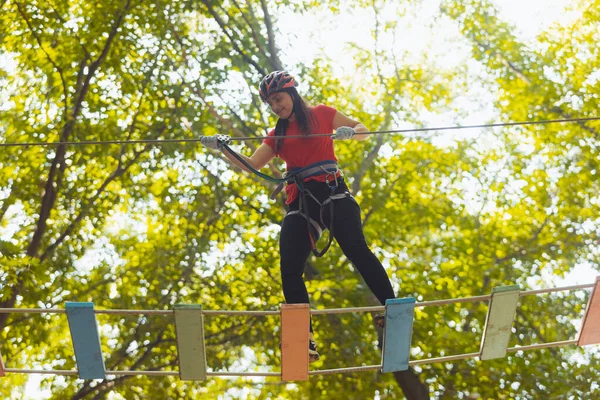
[12, 0, 596, 398]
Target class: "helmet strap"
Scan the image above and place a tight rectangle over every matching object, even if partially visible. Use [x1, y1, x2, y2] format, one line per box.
[282, 89, 297, 120]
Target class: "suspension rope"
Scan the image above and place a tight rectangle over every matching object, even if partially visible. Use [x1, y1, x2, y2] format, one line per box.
[0, 339, 582, 378]
[311, 339, 580, 376]
[0, 282, 593, 317]
[1, 116, 599, 148]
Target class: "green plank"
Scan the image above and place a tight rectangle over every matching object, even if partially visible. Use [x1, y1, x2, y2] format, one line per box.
[480, 285, 520, 360]
[174, 304, 207, 381]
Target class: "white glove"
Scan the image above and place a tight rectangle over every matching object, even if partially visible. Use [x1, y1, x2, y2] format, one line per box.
[333, 126, 355, 140]
[200, 134, 231, 149]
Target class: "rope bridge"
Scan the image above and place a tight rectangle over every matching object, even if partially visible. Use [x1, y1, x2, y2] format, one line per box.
[0, 279, 598, 381]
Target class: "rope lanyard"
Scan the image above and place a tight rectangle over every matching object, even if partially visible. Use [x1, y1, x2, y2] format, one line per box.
[222, 144, 344, 257]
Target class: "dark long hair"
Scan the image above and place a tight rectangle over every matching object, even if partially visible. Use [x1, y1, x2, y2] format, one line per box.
[274, 87, 316, 153]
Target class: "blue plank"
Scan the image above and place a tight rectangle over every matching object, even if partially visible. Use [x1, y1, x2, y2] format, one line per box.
[381, 297, 416, 373]
[65, 302, 106, 379]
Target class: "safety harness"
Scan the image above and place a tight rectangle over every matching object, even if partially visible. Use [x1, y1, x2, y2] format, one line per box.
[221, 144, 352, 257]
[283, 160, 352, 257]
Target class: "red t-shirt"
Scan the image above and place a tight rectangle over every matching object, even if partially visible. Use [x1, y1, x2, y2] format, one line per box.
[263, 104, 339, 204]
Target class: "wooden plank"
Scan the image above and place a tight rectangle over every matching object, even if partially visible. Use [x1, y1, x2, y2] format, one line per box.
[381, 297, 416, 373]
[174, 304, 207, 380]
[0, 349, 5, 377]
[578, 276, 600, 346]
[65, 302, 106, 379]
[480, 285, 520, 360]
[280, 304, 310, 381]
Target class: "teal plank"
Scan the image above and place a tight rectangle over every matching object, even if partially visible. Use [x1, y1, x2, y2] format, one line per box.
[65, 302, 106, 379]
[381, 297, 416, 373]
[480, 285, 520, 360]
[174, 304, 207, 381]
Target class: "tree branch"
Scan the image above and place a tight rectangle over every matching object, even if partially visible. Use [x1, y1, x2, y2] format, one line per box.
[39, 140, 151, 262]
[15, 1, 69, 116]
[336, 254, 430, 399]
[362, 173, 404, 227]
[0, 191, 14, 224]
[549, 106, 599, 140]
[45, 0, 91, 59]
[73, 328, 169, 400]
[351, 134, 385, 195]
[200, 0, 266, 76]
[259, 0, 282, 70]
[232, 0, 269, 63]
[473, 39, 598, 142]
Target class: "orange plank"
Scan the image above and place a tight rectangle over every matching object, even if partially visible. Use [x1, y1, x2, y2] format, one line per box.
[280, 304, 310, 381]
[0, 349, 5, 377]
[578, 277, 600, 346]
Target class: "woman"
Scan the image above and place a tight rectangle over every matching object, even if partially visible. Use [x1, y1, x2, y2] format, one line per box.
[201, 71, 396, 362]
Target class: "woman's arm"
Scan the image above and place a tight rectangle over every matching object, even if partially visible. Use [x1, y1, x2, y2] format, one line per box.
[332, 111, 370, 141]
[221, 142, 276, 173]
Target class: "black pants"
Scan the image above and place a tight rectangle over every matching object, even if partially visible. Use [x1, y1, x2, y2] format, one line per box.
[279, 178, 396, 330]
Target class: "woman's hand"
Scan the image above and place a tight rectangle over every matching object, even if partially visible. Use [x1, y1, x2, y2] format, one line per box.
[333, 126, 356, 140]
[332, 111, 370, 141]
[200, 134, 231, 149]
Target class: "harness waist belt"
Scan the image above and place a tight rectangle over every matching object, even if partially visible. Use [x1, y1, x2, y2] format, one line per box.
[270, 161, 339, 199]
[288, 162, 338, 181]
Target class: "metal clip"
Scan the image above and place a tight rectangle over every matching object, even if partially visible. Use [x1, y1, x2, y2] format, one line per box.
[322, 167, 339, 191]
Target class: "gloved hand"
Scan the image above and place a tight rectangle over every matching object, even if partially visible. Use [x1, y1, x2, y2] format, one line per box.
[200, 134, 231, 149]
[332, 126, 355, 140]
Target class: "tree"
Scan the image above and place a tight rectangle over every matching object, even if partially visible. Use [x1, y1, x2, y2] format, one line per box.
[1, 0, 598, 399]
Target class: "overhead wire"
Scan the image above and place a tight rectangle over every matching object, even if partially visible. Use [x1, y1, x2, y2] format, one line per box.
[1, 116, 599, 148]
